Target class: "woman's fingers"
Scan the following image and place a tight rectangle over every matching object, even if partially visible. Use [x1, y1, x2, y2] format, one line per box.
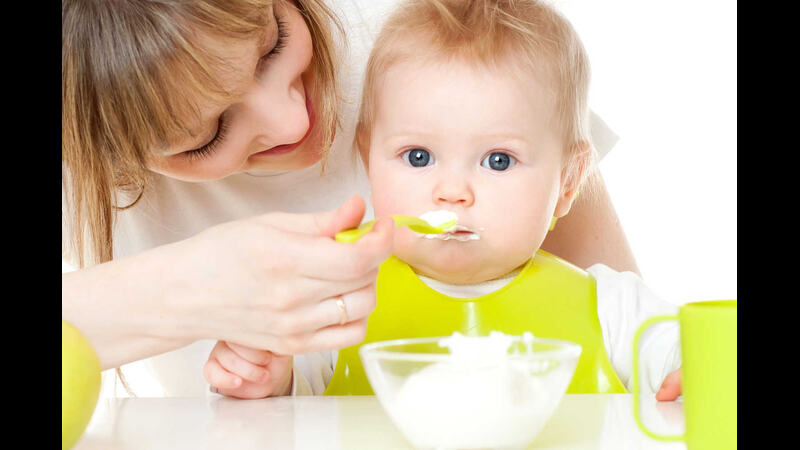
[292, 217, 393, 281]
[260, 283, 377, 343]
[301, 283, 377, 331]
[311, 194, 368, 238]
[253, 317, 369, 356]
[250, 274, 382, 350]
[304, 317, 370, 352]
[281, 269, 380, 311]
[258, 194, 366, 237]
[228, 312, 373, 357]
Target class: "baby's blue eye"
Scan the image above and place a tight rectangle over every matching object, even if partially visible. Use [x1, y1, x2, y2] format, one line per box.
[402, 148, 434, 167]
[481, 152, 516, 171]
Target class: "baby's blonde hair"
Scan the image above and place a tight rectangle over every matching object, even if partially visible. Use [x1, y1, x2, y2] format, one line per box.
[62, 0, 342, 268]
[354, 0, 594, 183]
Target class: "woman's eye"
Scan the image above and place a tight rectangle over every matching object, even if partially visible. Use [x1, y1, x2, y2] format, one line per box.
[481, 152, 516, 171]
[256, 17, 289, 76]
[266, 18, 288, 59]
[401, 148, 435, 167]
[183, 117, 229, 162]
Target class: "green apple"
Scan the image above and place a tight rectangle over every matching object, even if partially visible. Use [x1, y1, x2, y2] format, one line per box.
[62, 319, 101, 450]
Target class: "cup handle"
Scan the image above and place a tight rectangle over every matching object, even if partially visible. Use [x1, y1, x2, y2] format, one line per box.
[632, 315, 685, 442]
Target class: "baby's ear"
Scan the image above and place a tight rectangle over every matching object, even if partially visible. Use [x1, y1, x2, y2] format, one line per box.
[554, 141, 592, 218]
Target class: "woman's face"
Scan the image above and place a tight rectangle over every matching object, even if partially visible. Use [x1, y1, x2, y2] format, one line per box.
[148, 0, 321, 181]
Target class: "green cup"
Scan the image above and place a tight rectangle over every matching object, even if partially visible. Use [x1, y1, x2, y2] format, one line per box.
[632, 300, 737, 450]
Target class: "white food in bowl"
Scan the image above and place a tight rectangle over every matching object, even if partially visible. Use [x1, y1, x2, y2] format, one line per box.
[366, 332, 579, 449]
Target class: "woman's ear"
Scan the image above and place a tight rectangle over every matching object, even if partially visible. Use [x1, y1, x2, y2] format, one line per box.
[554, 141, 591, 218]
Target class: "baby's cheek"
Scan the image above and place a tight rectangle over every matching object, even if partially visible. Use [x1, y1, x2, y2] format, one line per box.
[368, 176, 406, 217]
[494, 215, 547, 258]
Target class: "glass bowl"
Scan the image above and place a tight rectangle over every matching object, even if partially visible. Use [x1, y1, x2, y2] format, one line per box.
[359, 333, 581, 449]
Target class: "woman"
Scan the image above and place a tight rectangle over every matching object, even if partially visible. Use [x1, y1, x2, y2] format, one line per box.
[62, 0, 638, 396]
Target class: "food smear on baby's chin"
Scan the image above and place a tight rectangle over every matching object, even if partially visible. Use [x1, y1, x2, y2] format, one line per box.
[421, 225, 480, 241]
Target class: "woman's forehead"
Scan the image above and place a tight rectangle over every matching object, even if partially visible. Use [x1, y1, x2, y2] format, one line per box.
[193, 23, 270, 96]
[162, 28, 270, 151]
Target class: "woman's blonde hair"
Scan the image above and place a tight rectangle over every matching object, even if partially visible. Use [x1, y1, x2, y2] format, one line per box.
[354, 0, 594, 186]
[62, 0, 343, 268]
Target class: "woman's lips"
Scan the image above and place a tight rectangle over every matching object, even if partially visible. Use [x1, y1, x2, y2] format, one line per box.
[252, 89, 315, 157]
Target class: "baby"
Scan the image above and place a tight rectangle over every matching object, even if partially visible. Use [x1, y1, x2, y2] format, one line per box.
[203, 0, 682, 399]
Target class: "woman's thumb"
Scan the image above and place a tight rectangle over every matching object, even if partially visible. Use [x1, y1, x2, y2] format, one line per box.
[315, 195, 366, 237]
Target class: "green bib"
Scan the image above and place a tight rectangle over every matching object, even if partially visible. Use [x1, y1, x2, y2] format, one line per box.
[324, 250, 626, 395]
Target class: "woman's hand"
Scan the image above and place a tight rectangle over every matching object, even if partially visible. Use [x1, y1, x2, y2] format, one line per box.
[169, 194, 393, 355]
[62, 195, 392, 370]
[204, 341, 293, 398]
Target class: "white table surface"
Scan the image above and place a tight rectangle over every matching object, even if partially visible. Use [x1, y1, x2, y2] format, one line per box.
[74, 394, 686, 449]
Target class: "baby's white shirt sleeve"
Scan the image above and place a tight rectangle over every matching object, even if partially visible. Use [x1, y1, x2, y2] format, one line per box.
[587, 264, 682, 394]
[290, 350, 338, 396]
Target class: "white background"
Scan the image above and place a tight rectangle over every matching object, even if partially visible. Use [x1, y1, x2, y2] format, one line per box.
[64, 1, 738, 307]
[556, 0, 737, 306]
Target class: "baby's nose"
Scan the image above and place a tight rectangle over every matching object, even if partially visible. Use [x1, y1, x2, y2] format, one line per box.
[433, 178, 474, 207]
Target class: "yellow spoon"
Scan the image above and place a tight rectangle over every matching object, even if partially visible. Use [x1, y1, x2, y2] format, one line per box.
[335, 214, 457, 243]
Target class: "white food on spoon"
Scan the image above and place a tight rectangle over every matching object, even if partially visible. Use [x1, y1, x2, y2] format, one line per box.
[418, 210, 480, 241]
[419, 210, 459, 231]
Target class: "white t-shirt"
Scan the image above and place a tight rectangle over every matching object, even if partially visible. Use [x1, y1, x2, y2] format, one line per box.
[91, 0, 621, 398]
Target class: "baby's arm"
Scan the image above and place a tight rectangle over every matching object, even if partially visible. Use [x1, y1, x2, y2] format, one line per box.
[589, 264, 682, 397]
[204, 341, 293, 399]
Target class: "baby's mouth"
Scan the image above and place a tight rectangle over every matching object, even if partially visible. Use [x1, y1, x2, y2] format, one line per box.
[422, 225, 480, 241]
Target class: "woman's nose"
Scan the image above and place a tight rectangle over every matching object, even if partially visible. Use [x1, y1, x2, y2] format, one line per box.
[433, 176, 475, 207]
[245, 77, 309, 148]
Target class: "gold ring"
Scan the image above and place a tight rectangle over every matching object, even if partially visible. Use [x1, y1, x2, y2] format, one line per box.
[336, 297, 348, 326]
